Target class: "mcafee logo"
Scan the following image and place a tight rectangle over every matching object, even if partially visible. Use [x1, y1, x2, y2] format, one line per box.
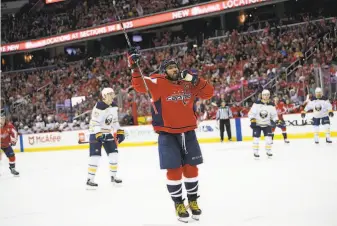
[28, 134, 61, 146]
[28, 136, 35, 145]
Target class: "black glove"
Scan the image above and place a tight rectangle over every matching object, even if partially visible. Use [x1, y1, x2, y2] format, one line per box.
[127, 47, 141, 69]
[250, 118, 257, 129]
[116, 129, 125, 143]
[180, 69, 199, 85]
[95, 132, 107, 142]
[329, 111, 334, 117]
[301, 111, 306, 118]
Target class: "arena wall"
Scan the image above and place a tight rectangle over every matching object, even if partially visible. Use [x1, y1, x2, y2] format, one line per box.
[13, 113, 337, 152]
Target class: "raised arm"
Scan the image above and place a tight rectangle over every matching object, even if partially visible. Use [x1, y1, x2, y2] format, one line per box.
[131, 68, 158, 94]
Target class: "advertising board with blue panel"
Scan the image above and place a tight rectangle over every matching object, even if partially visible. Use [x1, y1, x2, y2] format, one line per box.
[15, 113, 337, 152]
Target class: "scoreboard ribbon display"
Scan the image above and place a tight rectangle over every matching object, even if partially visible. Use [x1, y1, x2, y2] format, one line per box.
[1, 0, 272, 53]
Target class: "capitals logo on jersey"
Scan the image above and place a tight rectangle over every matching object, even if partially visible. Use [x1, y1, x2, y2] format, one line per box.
[167, 92, 192, 105]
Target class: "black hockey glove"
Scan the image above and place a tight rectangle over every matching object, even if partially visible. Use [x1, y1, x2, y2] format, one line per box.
[95, 132, 107, 142]
[301, 111, 306, 118]
[127, 47, 141, 69]
[116, 129, 125, 143]
[180, 69, 199, 85]
[329, 111, 334, 117]
[250, 119, 257, 129]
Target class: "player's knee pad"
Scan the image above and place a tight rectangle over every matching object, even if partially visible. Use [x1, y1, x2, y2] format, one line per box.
[182, 164, 198, 178]
[271, 127, 276, 132]
[108, 152, 118, 163]
[265, 136, 272, 145]
[324, 124, 330, 132]
[313, 125, 319, 133]
[167, 167, 183, 181]
[253, 137, 259, 145]
[88, 155, 100, 166]
[281, 127, 287, 132]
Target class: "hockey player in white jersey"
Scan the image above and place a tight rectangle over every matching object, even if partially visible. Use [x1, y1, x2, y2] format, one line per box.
[301, 87, 334, 144]
[248, 90, 278, 158]
[86, 88, 125, 188]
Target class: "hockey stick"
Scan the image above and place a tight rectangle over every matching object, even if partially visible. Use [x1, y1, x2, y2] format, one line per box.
[78, 138, 118, 144]
[112, 0, 158, 114]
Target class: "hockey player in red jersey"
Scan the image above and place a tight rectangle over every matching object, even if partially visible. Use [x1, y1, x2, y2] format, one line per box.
[272, 97, 290, 143]
[0, 110, 19, 176]
[129, 48, 214, 222]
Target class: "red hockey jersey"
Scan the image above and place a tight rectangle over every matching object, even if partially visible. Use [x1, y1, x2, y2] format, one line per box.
[0, 122, 18, 148]
[132, 69, 214, 133]
[275, 102, 287, 121]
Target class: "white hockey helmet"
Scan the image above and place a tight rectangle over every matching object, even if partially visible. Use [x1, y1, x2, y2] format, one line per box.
[315, 87, 322, 94]
[261, 89, 270, 101]
[101, 87, 115, 104]
[262, 89, 270, 96]
[315, 87, 323, 98]
[101, 87, 114, 97]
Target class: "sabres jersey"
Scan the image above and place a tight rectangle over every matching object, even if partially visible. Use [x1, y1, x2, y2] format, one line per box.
[89, 101, 121, 134]
[304, 97, 332, 118]
[248, 100, 278, 127]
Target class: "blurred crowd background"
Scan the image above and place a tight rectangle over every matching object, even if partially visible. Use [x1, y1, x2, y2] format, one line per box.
[1, 0, 337, 134]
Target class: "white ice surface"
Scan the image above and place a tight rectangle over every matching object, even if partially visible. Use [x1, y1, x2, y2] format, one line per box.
[0, 139, 337, 226]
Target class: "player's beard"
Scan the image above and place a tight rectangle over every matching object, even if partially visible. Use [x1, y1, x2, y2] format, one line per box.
[167, 71, 179, 81]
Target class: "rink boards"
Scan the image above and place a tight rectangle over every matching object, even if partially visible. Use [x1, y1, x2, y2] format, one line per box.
[13, 113, 337, 152]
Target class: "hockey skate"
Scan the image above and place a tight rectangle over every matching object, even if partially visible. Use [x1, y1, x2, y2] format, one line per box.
[326, 138, 332, 143]
[9, 167, 19, 176]
[284, 139, 290, 144]
[187, 196, 202, 221]
[174, 200, 189, 223]
[266, 152, 273, 158]
[86, 179, 98, 190]
[253, 152, 260, 159]
[111, 176, 122, 185]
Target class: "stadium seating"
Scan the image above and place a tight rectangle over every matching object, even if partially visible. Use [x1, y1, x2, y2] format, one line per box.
[1, 0, 203, 43]
[1, 17, 336, 133]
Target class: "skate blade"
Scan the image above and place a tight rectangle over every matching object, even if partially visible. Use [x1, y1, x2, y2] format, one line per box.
[191, 215, 200, 221]
[177, 217, 189, 223]
[86, 185, 98, 190]
[112, 182, 123, 187]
